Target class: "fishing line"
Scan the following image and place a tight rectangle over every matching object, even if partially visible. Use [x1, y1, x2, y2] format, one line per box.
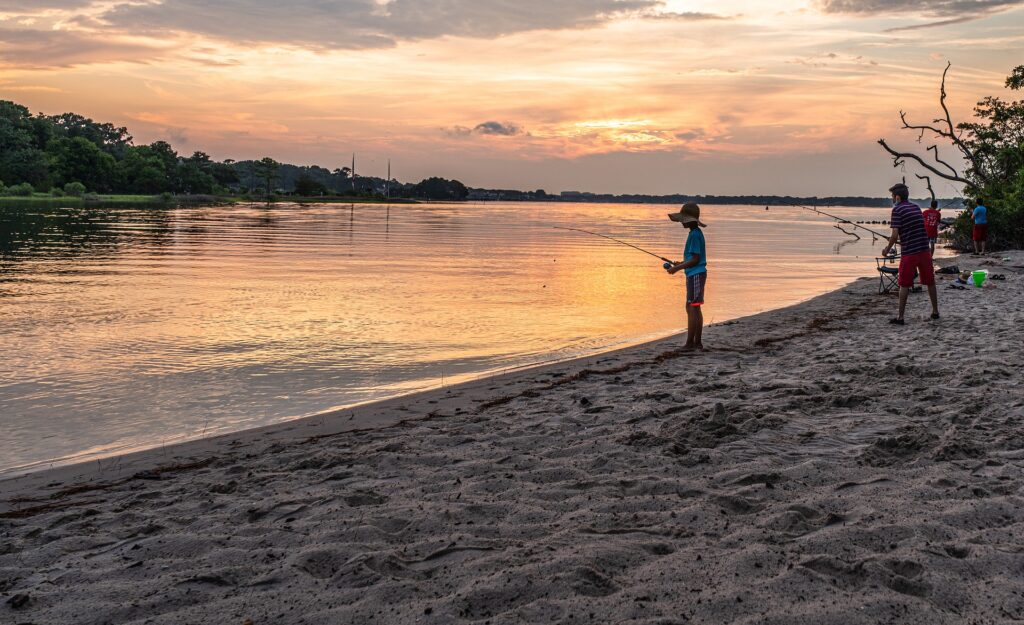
[553, 226, 674, 266]
[766, 201, 891, 240]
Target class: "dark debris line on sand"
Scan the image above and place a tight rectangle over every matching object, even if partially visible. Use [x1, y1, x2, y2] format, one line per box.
[2, 253, 1024, 624]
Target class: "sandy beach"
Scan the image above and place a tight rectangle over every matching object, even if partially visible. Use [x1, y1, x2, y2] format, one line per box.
[3, 251, 1023, 625]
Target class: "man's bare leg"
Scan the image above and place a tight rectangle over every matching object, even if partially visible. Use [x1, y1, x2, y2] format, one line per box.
[928, 284, 939, 317]
[897, 286, 910, 321]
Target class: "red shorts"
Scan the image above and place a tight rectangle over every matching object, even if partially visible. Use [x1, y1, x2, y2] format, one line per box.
[898, 251, 934, 287]
[973, 224, 988, 242]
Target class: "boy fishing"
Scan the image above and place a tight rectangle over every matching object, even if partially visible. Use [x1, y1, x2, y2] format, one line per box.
[665, 203, 708, 350]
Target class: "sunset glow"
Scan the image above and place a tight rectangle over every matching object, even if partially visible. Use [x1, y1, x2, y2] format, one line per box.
[2, 0, 1022, 194]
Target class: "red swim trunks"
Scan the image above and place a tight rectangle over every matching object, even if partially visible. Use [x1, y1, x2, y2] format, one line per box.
[898, 251, 935, 288]
[973, 224, 989, 242]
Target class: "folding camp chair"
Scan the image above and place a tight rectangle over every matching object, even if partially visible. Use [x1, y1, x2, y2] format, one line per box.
[876, 255, 901, 294]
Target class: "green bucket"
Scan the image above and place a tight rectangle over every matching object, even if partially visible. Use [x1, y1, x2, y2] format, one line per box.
[972, 270, 987, 287]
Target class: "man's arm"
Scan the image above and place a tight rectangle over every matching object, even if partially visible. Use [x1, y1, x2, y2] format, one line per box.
[667, 254, 700, 275]
[881, 228, 899, 257]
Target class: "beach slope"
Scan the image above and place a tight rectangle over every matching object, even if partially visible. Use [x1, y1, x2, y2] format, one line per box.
[2, 252, 1023, 624]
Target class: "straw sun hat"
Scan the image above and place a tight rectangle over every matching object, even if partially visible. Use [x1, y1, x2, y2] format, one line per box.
[667, 202, 707, 227]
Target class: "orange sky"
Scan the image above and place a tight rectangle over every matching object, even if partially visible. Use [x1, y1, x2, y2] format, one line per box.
[2, 1, 1022, 195]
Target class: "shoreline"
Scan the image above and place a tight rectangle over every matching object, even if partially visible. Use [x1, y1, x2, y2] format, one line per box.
[0, 245, 966, 489]
[0, 325, 680, 480]
[1, 271, 880, 495]
[0, 262, 888, 481]
[0, 326, 703, 492]
[3, 251, 1023, 624]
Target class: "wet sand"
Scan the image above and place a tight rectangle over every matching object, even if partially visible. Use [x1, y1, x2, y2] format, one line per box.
[2, 251, 1023, 624]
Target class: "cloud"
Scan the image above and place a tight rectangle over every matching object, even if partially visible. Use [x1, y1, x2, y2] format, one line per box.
[3, 85, 63, 92]
[0, 27, 163, 68]
[675, 128, 706, 141]
[445, 121, 526, 137]
[0, 0, 92, 8]
[473, 121, 523, 136]
[815, 0, 1024, 19]
[639, 11, 733, 21]
[97, 0, 660, 50]
[165, 126, 189, 145]
[816, 0, 1024, 30]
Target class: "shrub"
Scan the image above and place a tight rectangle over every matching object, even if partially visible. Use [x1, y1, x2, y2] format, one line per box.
[64, 182, 87, 197]
[8, 182, 35, 197]
[50, 188, 65, 197]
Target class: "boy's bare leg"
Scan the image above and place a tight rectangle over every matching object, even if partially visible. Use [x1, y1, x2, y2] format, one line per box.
[684, 303, 696, 348]
[928, 284, 939, 317]
[692, 306, 704, 349]
[897, 286, 910, 320]
[974, 239, 980, 254]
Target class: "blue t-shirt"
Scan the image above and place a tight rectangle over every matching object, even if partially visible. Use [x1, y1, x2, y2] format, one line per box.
[973, 205, 988, 225]
[684, 228, 707, 277]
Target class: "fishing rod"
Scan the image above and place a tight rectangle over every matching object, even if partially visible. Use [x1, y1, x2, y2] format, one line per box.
[554, 226, 675, 267]
[767, 201, 891, 240]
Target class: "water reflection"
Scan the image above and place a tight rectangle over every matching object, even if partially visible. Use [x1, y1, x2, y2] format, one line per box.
[1, 202, 904, 474]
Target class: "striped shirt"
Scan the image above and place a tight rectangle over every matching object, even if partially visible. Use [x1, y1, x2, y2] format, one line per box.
[890, 201, 930, 256]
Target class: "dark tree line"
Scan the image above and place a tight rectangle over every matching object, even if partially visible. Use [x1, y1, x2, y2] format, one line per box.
[0, 101, 240, 195]
[0, 100, 470, 201]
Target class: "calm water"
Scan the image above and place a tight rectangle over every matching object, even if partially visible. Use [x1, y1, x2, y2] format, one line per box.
[1, 201, 905, 474]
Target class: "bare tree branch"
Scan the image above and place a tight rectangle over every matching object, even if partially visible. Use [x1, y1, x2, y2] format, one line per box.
[938, 62, 957, 139]
[915, 173, 936, 203]
[900, 111, 950, 140]
[878, 139, 970, 185]
[927, 145, 960, 178]
[834, 225, 861, 239]
[935, 61, 987, 181]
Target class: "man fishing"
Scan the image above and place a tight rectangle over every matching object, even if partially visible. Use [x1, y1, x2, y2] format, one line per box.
[665, 203, 708, 350]
[881, 183, 939, 325]
[972, 198, 989, 255]
[923, 200, 941, 255]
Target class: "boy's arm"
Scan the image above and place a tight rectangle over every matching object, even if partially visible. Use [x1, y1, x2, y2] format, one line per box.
[667, 254, 700, 275]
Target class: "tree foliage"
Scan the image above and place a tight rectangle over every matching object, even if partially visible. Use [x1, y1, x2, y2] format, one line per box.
[410, 177, 469, 200]
[46, 137, 117, 192]
[254, 157, 280, 195]
[294, 173, 328, 196]
[879, 64, 1024, 249]
[0, 101, 51, 188]
[0, 99, 470, 201]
